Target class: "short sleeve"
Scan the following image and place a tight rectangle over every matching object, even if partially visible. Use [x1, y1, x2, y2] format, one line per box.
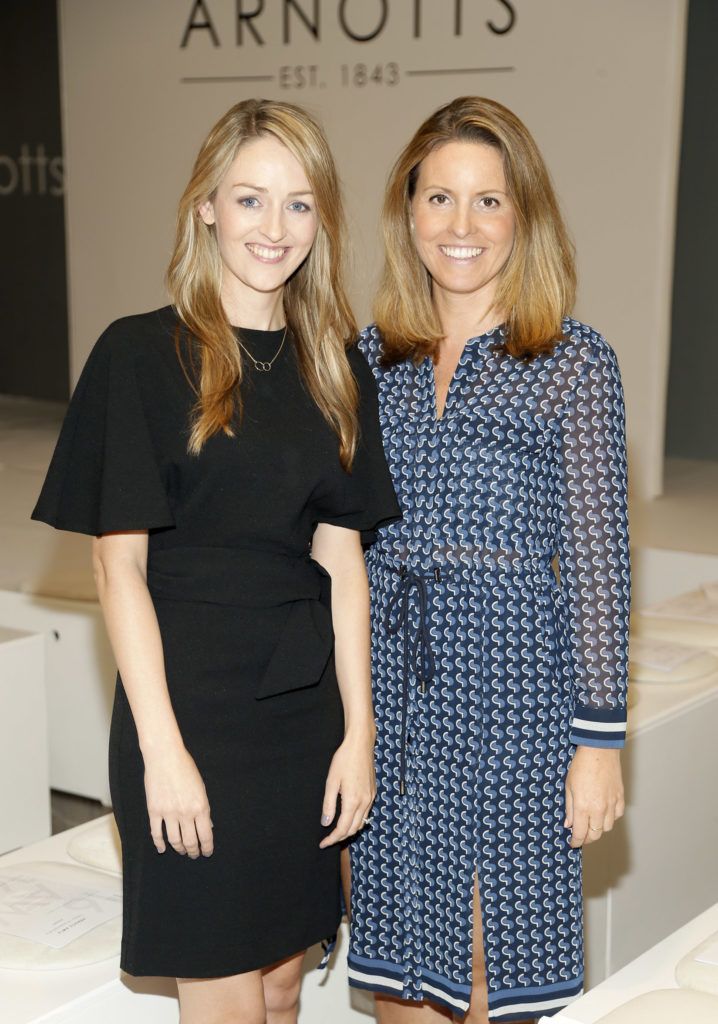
[556, 337, 631, 748]
[31, 322, 175, 536]
[312, 346, 401, 540]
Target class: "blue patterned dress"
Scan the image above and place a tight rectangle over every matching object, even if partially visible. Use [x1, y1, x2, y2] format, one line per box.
[348, 319, 630, 1021]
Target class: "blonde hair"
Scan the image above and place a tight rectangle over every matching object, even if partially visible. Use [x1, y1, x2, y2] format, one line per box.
[167, 99, 359, 466]
[375, 96, 576, 364]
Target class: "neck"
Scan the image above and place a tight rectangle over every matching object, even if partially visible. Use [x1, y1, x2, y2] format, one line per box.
[433, 284, 503, 342]
[221, 279, 286, 331]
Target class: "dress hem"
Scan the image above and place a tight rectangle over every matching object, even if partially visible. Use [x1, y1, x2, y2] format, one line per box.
[120, 918, 341, 980]
[347, 952, 583, 1020]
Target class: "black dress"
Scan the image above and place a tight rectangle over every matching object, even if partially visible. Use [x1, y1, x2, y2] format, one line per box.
[32, 305, 400, 978]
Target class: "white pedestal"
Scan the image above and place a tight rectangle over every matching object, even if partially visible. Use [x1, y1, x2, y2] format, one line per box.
[0, 627, 51, 854]
[545, 902, 718, 1023]
[583, 671, 718, 988]
[0, 590, 115, 805]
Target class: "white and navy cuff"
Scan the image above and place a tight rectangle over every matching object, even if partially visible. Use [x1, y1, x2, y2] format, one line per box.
[569, 707, 627, 748]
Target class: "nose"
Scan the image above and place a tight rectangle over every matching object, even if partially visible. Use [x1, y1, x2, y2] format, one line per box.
[449, 202, 474, 239]
[260, 202, 287, 243]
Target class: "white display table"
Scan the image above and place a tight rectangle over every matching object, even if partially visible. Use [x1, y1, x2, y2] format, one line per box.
[0, 819, 176, 1024]
[544, 901, 718, 1023]
[0, 588, 115, 806]
[0, 627, 51, 854]
[582, 669, 718, 988]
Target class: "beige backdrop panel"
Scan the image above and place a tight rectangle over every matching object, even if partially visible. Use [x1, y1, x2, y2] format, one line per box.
[59, 0, 687, 500]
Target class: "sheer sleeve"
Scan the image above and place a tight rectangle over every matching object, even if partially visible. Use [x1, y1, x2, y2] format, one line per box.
[312, 346, 401, 540]
[31, 321, 175, 536]
[556, 337, 631, 748]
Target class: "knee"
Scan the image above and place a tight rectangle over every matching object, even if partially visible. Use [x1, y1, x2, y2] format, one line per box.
[263, 969, 301, 1016]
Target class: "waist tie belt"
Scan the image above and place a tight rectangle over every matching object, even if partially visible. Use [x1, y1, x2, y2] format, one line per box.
[384, 565, 440, 796]
[381, 554, 556, 796]
[147, 546, 333, 700]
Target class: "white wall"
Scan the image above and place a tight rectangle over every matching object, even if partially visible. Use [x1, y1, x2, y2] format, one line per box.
[59, 0, 687, 497]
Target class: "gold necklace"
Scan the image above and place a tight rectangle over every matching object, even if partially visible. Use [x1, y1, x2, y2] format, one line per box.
[236, 325, 287, 372]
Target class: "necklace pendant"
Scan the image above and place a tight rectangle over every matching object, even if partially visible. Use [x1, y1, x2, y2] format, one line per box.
[237, 325, 287, 374]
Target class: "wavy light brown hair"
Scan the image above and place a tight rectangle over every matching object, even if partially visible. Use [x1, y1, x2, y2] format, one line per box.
[375, 96, 576, 364]
[167, 99, 359, 466]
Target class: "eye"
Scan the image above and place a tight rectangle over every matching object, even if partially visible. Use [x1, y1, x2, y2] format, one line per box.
[289, 200, 311, 212]
[238, 196, 260, 208]
[479, 196, 500, 209]
[429, 193, 451, 206]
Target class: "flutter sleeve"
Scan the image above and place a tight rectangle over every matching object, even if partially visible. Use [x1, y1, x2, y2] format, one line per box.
[556, 336, 631, 748]
[31, 322, 175, 536]
[313, 345, 401, 538]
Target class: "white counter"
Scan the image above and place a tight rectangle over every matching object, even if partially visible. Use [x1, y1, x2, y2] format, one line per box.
[0, 626, 50, 854]
[545, 901, 718, 1023]
[581, 668, 718, 989]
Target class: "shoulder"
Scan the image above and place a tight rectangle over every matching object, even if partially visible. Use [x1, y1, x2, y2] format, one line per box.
[346, 340, 380, 408]
[556, 317, 621, 374]
[95, 306, 178, 355]
[86, 306, 180, 377]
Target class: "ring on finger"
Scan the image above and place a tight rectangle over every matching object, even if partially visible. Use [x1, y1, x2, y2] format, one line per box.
[589, 825, 603, 832]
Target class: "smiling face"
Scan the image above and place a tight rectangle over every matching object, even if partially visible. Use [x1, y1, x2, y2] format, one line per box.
[198, 134, 319, 313]
[410, 140, 516, 314]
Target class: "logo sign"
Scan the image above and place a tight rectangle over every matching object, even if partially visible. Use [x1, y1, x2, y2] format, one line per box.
[178, 1, 518, 89]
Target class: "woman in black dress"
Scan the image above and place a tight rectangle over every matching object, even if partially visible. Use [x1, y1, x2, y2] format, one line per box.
[32, 99, 399, 1024]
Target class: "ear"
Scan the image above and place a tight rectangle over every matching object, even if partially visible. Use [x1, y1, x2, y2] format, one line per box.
[198, 199, 215, 226]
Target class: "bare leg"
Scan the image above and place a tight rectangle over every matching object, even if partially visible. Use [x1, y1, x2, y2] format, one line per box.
[454, 874, 534, 1024]
[376, 995, 453, 1023]
[177, 971, 266, 1024]
[263, 950, 305, 1024]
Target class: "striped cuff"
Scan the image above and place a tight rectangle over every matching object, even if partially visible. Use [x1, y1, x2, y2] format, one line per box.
[569, 707, 627, 748]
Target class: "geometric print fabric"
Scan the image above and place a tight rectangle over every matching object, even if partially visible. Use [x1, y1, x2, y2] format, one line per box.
[348, 320, 630, 1020]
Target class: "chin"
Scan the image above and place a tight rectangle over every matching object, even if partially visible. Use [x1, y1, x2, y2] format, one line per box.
[238, 267, 294, 292]
[435, 275, 490, 295]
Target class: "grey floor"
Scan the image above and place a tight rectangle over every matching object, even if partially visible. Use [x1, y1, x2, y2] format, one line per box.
[51, 790, 109, 836]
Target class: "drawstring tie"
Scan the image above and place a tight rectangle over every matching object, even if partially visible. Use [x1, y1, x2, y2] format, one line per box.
[384, 565, 439, 795]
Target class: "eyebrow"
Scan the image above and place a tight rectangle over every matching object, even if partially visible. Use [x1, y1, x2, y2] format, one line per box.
[231, 182, 314, 196]
[420, 184, 508, 196]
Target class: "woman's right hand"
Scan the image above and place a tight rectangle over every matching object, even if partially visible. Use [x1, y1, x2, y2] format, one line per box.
[143, 744, 214, 859]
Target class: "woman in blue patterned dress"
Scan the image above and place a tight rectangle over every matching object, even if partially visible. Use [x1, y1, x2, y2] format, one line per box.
[347, 97, 630, 1023]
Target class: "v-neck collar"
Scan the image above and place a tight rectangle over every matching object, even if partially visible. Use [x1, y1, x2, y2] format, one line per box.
[427, 326, 505, 421]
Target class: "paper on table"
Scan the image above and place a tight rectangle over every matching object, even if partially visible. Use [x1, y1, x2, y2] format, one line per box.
[0, 871, 121, 949]
[629, 636, 708, 672]
[695, 938, 718, 967]
[643, 587, 718, 625]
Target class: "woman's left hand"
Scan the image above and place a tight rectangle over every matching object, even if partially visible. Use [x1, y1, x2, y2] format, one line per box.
[565, 746, 625, 848]
[319, 730, 376, 848]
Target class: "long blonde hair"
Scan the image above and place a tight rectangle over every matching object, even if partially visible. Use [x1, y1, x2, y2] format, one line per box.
[375, 96, 576, 364]
[167, 99, 359, 466]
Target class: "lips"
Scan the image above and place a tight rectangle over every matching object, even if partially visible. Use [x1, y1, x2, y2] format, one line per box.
[439, 245, 484, 259]
[246, 243, 289, 262]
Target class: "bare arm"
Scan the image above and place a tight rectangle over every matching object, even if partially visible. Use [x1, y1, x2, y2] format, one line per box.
[92, 532, 213, 858]
[310, 523, 375, 848]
